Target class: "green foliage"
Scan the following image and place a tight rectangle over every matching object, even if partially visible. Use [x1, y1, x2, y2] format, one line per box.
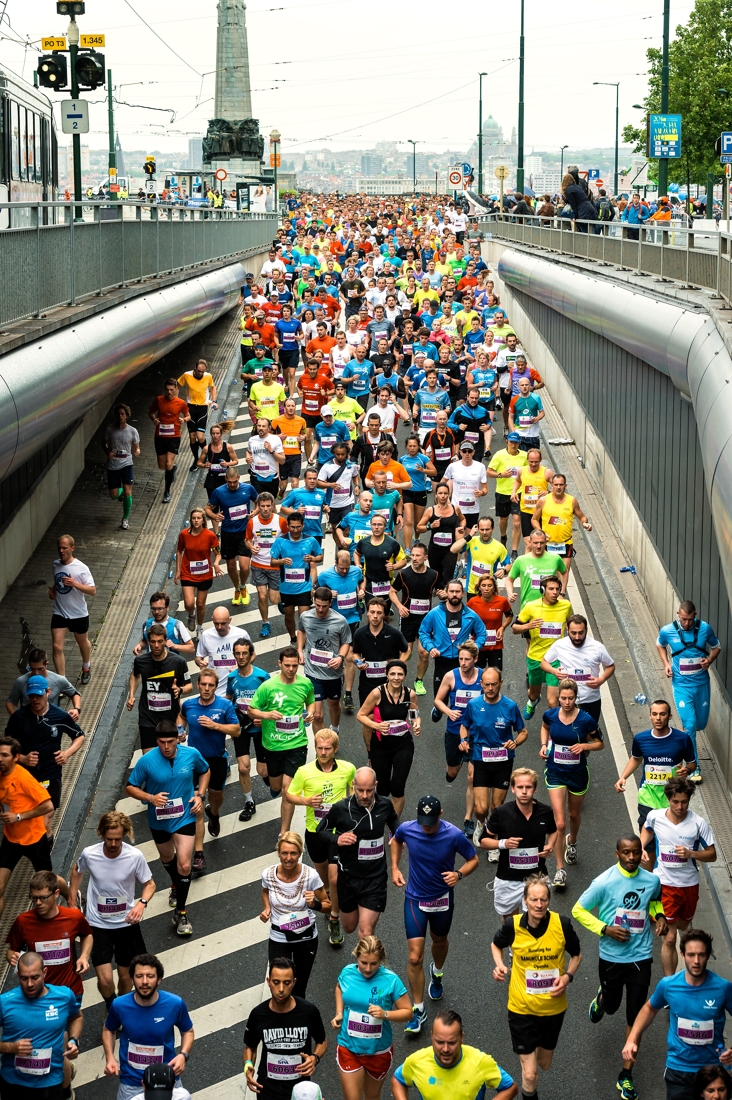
[626, 0, 732, 183]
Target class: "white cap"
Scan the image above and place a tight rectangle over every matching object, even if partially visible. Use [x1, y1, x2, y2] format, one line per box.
[320, 405, 334, 416]
[291, 1085, 322, 1100]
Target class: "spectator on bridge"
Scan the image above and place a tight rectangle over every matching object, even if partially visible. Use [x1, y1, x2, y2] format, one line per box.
[561, 172, 598, 232]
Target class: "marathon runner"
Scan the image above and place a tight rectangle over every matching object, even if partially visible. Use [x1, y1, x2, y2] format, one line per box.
[245, 493, 288, 640]
[507, 373, 544, 455]
[272, 399, 307, 494]
[391, 797, 479, 1034]
[434, 642, 482, 836]
[175, 512, 222, 635]
[354, 515, 406, 607]
[614, 699, 696, 834]
[205, 465, 258, 607]
[388, 542, 438, 693]
[248, 365, 287, 427]
[504, 530, 565, 610]
[127, 624, 192, 753]
[356, 660, 420, 818]
[246, 417, 286, 498]
[195, 606, 250, 696]
[133, 592, 194, 658]
[466, 575, 513, 670]
[226, 638, 270, 820]
[297, 588, 352, 735]
[352, 600, 409, 728]
[49, 535, 96, 682]
[511, 450, 553, 550]
[197, 422, 238, 510]
[6, 649, 80, 719]
[177, 359, 217, 472]
[104, 403, 141, 530]
[270, 513, 324, 644]
[317, 442, 360, 546]
[513, 576, 573, 720]
[531, 474, 592, 593]
[487, 434, 528, 559]
[422, 411, 456, 484]
[149, 378, 190, 504]
[540, 612, 615, 725]
[280, 467, 328, 548]
[419, 579, 486, 704]
[416, 483, 465, 592]
[443, 443, 487, 531]
[449, 516, 508, 597]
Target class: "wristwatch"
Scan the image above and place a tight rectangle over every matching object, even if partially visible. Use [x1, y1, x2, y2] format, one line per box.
[67, 1037, 79, 1048]
[181, 1052, 190, 1062]
[566, 973, 574, 983]
[457, 870, 463, 881]
[140, 899, 149, 907]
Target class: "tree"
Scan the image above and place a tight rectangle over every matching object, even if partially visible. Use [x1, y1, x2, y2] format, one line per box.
[622, 0, 732, 189]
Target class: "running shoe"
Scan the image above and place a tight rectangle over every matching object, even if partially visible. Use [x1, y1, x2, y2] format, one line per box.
[205, 805, 221, 837]
[616, 1075, 638, 1100]
[187, 613, 196, 631]
[175, 911, 193, 937]
[689, 769, 703, 783]
[231, 591, 242, 606]
[121, 519, 129, 530]
[260, 622, 272, 639]
[589, 985, 605, 1023]
[523, 699, 537, 720]
[472, 819, 485, 844]
[80, 668, 92, 685]
[189, 461, 199, 473]
[510, 550, 518, 563]
[240, 588, 250, 605]
[192, 850, 206, 875]
[414, 679, 427, 696]
[404, 1006, 428, 1035]
[344, 692, 354, 714]
[431, 706, 441, 723]
[328, 918, 344, 947]
[552, 868, 568, 889]
[565, 835, 578, 865]
[463, 818, 475, 839]
[487, 848, 499, 863]
[239, 801, 256, 822]
[168, 887, 177, 908]
[162, 492, 171, 504]
[428, 963, 444, 1001]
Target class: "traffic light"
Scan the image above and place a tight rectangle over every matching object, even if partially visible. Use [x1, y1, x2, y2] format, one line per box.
[37, 53, 68, 89]
[56, 2, 85, 13]
[75, 50, 104, 90]
[143, 159, 156, 177]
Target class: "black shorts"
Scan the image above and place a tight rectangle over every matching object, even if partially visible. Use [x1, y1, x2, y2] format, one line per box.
[279, 350, 300, 370]
[107, 465, 134, 491]
[518, 437, 540, 454]
[249, 474, 280, 498]
[358, 675, 386, 706]
[579, 698, 602, 724]
[370, 735, 414, 799]
[149, 820, 197, 845]
[462, 512, 480, 530]
[220, 530, 251, 561]
[50, 614, 89, 635]
[180, 577, 214, 591]
[494, 492, 519, 518]
[0, 1083, 64, 1100]
[38, 777, 61, 810]
[203, 755, 229, 791]
[328, 505, 351, 528]
[0, 834, 53, 873]
[304, 414, 322, 429]
[478, 399, 496, 414]
[445, 731, 466, 769]
[234, 725, 263, 759]
[90, 922, 146, 969]
[355, 393, 370, 411]
[507, 1009, 566, 1054]
[311, 676, 343, 702]
[477, 648, 504, 670]
[154, 435, 181, 456]
[280, 590, 312, 608]
[280, 454, 302, 480]
[598, 956, 653, 1027]
[399, 614, 425, 643]
[265, 745, 308, 779]
[337, 871, 388, 914]
[520, 511, 536, 537]
[664, 1068, 697, 1100]
[402, 490, 428, 506]
[305, 828, 333, 865]
[471, 758, 512, 789]
[187, 405, 209, 433]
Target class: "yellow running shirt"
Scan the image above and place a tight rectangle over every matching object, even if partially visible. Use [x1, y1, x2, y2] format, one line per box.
[489, 448, 529, 496]
[508, 911, 569, 1016]
[518, 465, 550, 514]
[541, 493, 575, 551]
[517, 596, 573, 660]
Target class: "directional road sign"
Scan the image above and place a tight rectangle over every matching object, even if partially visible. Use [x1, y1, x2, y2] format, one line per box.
[61, 99, 89, 135]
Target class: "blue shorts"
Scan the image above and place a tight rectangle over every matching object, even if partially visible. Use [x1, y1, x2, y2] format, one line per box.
[404, 892, 455, 940]
[673, 679, 710, 733]
[311, 676, 343, 702]
[544, 765, 590, 796]
[107, 465, 134, 490]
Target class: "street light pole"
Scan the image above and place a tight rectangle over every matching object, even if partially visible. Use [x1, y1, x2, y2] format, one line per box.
[269, 127, 280, 213]
[408, 139, 417, 192]
[107, 69, 117, 202]
[658, 0, 670, 197]
[478, 71, 487, 195]
[593, 82, 620, 196]
[560, 144, 568, 179]
[516, 0, 525, 194]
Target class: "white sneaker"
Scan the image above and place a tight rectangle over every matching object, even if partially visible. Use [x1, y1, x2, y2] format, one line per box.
[121, 519, 129, 530]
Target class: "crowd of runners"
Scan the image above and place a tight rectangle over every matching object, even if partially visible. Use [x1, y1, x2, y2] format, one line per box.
[0, 191, 729, 1100]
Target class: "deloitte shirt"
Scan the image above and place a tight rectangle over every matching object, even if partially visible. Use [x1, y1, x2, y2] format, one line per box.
[181, 695, 238, 759]
[196, 625, 251, 695]
[650, 970, 732, 1072]
[209, 483, 258, 535]
[631, 728, 696, 809]
[289, 758, 357, 833]
[575, 864, 662, 962]
[543, 637, 613, 704]
[75, 841, 153, 929]
[131, 652, 191, 729]
[394, 1045, 512, 1100]
[336, 964, 407, 1055]
[488, 449, 528, 496]
[250, 675, 315, 751]
[280, 489, 326, 540]
[226, 666, 270, 730]
[51, 557, 94, 620]
[244, 997, 326, 1099]
[270, 535, 321, 595]
[393, 819, 475, 901]
[508, 552, 566, 609]
[464, 536, 508, 595]
[105, 991, 194, 1087]
[298, 608, 352, 681]
[657, 620, 720, 685]
[517, 597, 573, 661]
[127, 744, 210, 834]
[462, 694, 524, 765]
[0, 985, 79, 1087]
[643, 808, 715, 886]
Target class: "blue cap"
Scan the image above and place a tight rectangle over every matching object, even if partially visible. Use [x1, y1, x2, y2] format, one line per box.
[26, 675, 48, 696]
[507, 431, 521, 442]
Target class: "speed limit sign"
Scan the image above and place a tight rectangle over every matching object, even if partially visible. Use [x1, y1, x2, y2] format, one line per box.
[448, 166, 464, 188]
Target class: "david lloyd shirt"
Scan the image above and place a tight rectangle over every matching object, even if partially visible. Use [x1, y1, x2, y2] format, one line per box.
[243, 997, 326, 1098]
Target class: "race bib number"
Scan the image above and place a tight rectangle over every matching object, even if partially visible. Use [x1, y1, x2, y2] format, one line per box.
[275, 715, 300, 733]
[313, 803, 332, 820]
[147, 691, 171, 712]
[523, 489, 539, 507]
[434, 447, 452, 461]
[421, 408, 437, 425]
[371, 582, 391, 596]
[518, 414, 534, 427]
[614, 908, 645, 934]
[189, 559, 210, 576]
[254, 462, 271, 475]
[213, 656, 236, 668]
[481, 746, 508, 762]
[525, 968, 559, 994]
[546, 541, 566, 555]
[266, 1054, 302, 1080]
[659, 844, 687, 866]
[464, 431, 479, 444]
[95, 895, 127, 915]
[458, 497, 475, 509]
[155, 798, 184, 821]
[677, 1018, 715, 1045]
[433, 531, 453, 546]
[539, 623, 562, 639]
[304, 397, 320, 412]
[358, 838, 384, 860]
[644, 765, 674, 785]
[561, 667, 592, 682]
[310, 648, 334, 667]
[15, 1049, 52, 1076]
[679, 657, 704, 675]
[347, 1011, 382, 1039]
[471, 561, 491, 576]
[303, 506, 321, 519]
[285, 435, 300, 450]
[418, 893, 450, 913]
[158, 423, 175, 436]
[409, 598, 430, 614]
[484, 630, 497, 646]
[336, 592, 357, 610]
[384, 721, 410, 736]
[333, 483, 350, 497]
[236, 690, 254, 714]
[508, 846, 539, 870]
[228, 503, 248, 522]
[553, 744, 579, 765]
[365, 661, 387, 678]
[284, 567, 306, 583]
[280, 910, 315, 933]
[127, 1043, 164, 1069]
[454, 689, 480, 708]
[530, 575, 543, 589]
[34, 938, 71, 964]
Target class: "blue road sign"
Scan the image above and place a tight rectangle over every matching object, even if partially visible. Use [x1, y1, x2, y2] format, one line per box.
[721, 133, 732, 156]
[587, 168, 600, 180]
[721, 154, 732, 165]
[648, 114, 682, 159]
[462, 162, 473, 176]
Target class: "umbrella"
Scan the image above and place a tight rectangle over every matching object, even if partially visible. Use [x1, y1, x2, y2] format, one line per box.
[523, 186, 536, 197]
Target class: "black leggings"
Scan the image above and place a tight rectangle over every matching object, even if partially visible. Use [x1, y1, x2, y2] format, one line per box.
[598, 957, 652, 1027]
[370, 735, 415, 799]
[268, 935, 319, 998]
[428, 547, 456, 587]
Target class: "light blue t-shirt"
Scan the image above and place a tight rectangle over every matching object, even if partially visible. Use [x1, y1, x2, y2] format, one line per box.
[270, 535, 321, 594]
[0, 985, 79, 1086]
[226, 666, 270, 728]
[280, 488, 326, 539]
[400, 452, 431, 492]
[650, 969, 732, 1071]
[338, 509, 374, 559]
[128, 744, 210, 834]
[370, 489, 401, 533]
[461, 694, 524, 763]
[337, 964, 408, 1054]
[181, 695, 238, 759]
[576, 864, 662, 962]
[413, 387, 451, 429]
[657, 620, 720, 684]
[318, 565, 364, 624]
[314, 419, 350, 464]
[342, 359, 374, 397]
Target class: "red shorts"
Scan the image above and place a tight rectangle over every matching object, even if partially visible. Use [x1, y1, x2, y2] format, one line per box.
[661, 883, 699, 924]
[336, 1044, 393, 1081]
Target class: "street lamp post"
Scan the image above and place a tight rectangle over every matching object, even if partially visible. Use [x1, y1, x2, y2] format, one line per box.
[478, 71, 487, 195]
[560, 145, 569, 180]
[516, 0, 525, 193]
[269, 128, 281, 212]
[594, 82, 620, 195]
[658, 0, 671, 197]
[408, 139, 417, 192]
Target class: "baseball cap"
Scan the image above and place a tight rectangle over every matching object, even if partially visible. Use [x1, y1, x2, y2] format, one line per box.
[507, 431, 521, 442]
[459, 441, 475, 452]
[245, 272, 254, 280]
[320, 405, 334, 417]
[291, 1084, 323, 1100]
[417, 795, 442, 825]
[26, 675, 48, 696]
[143, 1065, 175, 1100]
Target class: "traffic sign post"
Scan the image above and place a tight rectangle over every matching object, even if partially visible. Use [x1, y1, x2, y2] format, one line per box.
[448, 166, 464, 192]
[61, 99, 88, 134]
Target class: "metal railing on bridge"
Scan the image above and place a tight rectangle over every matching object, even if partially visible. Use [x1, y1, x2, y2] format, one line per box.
[0, 202, 278, 328]
[478, 212, 732, 303]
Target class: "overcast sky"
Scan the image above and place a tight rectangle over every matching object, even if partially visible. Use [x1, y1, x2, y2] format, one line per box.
[2, 0, 695, 157]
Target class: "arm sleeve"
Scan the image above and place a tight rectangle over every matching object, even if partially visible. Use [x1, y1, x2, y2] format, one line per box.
[571, 892, 606, 937]
[493, 917, 517, 949]
[559, 915, 582, 957]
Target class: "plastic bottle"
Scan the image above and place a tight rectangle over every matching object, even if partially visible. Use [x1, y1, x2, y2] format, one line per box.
[634, 693, 647, 706]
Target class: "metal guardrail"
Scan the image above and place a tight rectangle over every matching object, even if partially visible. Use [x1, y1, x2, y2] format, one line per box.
[479, 212, 732, 302]
[0, 202, 278, 328]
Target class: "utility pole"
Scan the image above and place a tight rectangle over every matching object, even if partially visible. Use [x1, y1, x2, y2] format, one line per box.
[516, 0, 525, 194]
[67, 15, 82, 219]
[593, 82, 620, 196]
[408, 139, 417, 192]
[658, 0, 670, 197]
[107, 68, 117, 201]
[478, 71, 487, 195]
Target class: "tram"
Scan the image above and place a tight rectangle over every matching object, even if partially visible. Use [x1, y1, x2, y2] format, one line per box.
[0, 62, 58, 227]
